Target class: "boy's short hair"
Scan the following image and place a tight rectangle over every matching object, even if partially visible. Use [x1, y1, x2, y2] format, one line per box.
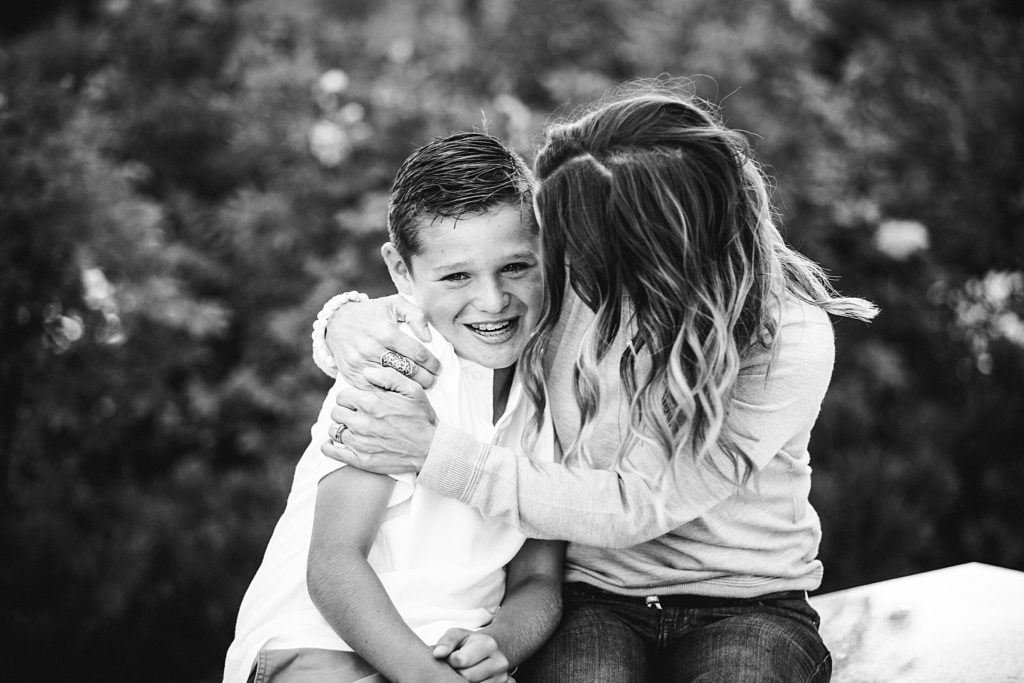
[387, 132, 537, 265]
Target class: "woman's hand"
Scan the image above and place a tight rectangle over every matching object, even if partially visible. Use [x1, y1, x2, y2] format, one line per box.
[433, 628, 515, 683]
[325, 294, 441, 389]
[321, 367, 437, 474]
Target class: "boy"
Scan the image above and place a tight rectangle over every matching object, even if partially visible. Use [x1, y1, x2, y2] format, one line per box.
[224, 132, 562, 683]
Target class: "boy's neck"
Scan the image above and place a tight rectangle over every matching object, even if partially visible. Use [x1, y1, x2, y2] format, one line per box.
[491, 364, 516, 424]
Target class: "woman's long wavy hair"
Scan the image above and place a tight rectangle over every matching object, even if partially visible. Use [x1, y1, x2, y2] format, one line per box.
[520, 84, 878, 479]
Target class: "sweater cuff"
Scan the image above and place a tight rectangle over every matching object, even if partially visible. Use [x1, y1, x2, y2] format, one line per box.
[418, 422, 489, 504]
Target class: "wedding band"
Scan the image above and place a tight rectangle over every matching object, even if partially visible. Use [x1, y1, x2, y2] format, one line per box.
[380, 350, 415, 377]
[329, 422, 347, 444]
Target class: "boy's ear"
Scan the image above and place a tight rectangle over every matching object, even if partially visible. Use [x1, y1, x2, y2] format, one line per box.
[381, 242, 414, 296]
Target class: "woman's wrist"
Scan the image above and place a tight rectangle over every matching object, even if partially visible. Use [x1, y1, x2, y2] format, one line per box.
[416, 423, 481, 491]
[311, 291, 368, 377]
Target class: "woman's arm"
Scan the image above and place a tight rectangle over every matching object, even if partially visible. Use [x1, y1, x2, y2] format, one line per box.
[418, 424, 738, 548]
[324, 308, 837, 548]
[308, 466, 464, 683]
[321, 370, 740, 547]
[419, 309, 836, 547]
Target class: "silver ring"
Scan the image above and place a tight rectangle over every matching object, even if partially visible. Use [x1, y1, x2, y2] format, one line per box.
[380, 350, 415, 377]
[329, 422, 347, 444]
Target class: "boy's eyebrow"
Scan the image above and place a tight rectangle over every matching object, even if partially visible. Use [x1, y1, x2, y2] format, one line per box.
[428, 251, 539, 272]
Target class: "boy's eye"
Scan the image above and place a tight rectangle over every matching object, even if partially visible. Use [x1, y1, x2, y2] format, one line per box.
[441, 272, 469, 282]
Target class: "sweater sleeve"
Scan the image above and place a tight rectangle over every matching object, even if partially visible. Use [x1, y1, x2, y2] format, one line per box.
[417, 302, 836, 548]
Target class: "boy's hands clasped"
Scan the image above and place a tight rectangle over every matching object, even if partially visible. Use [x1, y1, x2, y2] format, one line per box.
[434, 628, 516, 683]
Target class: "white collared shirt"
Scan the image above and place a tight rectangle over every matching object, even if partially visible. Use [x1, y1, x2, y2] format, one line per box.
[223, 326, 553, 682]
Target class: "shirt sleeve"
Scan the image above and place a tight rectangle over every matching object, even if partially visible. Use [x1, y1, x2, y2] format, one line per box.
[416, 304, 835, 548]
[312, 378, 415, 508]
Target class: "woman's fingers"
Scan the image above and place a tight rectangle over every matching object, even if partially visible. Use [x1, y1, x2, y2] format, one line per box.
[320, 438, 358, 465]
[321, 295, 436, 384]
[329, 401, 358, 426]
[378, 336, 441, 388]
[350, 321, 439, 389]
[389, 295, 433, 343]
[362, 367, 428, 400]
[321, 293, 440, 387]
[323, 385, 436, 473]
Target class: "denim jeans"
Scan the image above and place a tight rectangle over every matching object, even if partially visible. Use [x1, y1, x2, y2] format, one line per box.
[247, 648, 387, 683]
[519, 582, 831, 683]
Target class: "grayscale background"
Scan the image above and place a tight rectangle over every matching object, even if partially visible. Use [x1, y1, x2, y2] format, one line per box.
[2, 0, 1021, 680]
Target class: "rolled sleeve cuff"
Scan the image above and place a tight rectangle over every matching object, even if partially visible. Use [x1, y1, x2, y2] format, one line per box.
[418, 422, 489, 504]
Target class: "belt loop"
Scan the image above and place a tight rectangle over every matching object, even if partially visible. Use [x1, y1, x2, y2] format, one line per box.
[645, 595, 662, 610]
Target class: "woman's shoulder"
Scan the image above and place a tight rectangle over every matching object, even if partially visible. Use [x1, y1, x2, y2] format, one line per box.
[740, 297, 835, 376]
[778, 296, 834, 339]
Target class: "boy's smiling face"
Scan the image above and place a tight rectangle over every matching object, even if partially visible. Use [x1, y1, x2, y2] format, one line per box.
[382, 204, 542, 370]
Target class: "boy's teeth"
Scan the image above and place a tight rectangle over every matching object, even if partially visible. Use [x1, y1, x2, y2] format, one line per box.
[471, 321, 510, 331]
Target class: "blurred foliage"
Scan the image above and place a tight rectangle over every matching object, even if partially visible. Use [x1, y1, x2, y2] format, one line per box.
[1, 0, 1022, 680]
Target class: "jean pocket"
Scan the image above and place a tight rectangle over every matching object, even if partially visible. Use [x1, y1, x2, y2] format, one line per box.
[765, 596, 822, 630]
[248, 648, 268, 683]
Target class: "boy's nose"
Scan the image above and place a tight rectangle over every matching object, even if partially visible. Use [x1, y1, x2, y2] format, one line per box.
[475, 282, 509, 313]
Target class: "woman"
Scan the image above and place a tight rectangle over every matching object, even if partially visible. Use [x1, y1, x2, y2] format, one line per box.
[315, 84, 877, 682]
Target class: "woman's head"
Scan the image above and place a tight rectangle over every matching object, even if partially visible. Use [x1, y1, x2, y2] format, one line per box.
[533, 90, 764, 345]
[522, 84, 876, 475]
[383, 132, 543, 369]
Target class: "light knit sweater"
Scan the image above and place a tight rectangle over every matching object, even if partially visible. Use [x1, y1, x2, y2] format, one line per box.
[418, 292, 835, 598]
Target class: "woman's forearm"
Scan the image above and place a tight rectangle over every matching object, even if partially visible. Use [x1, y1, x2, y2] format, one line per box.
[418, 317, 834, 547]
[418, 423, 735, 548]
